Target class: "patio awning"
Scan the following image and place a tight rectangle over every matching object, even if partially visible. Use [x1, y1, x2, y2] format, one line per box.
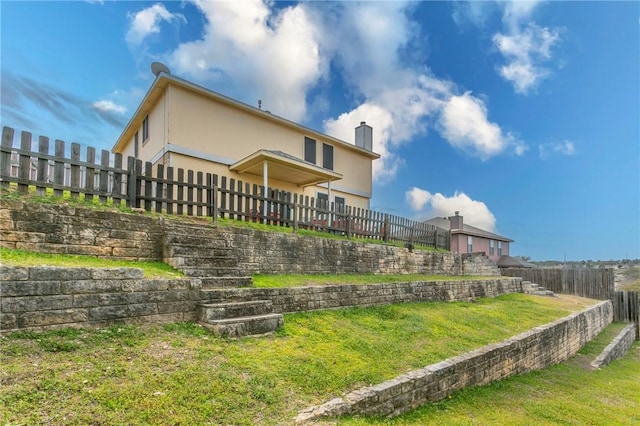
[229, 150, 342, 187]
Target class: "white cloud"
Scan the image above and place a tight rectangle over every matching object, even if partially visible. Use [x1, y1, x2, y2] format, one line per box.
[406, 187, 497, 232]
[92, 100, 127, 114]
[146, 1, 525, 183]
[126, 3, 185, 46]
[539, 140, 576, 158]
[437, 92, 526, 160]
[169, 1, 324, 122]
[494, 24, 560, 94]
[489, 1, 560, 94]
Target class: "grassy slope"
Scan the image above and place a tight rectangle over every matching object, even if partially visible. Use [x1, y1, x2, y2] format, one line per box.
[338, 325, 640, 426]
[0, 294, 604, 426]
[0, 248, 184, 279]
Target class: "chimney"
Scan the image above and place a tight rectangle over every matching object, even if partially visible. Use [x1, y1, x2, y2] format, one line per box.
[448, 211, 463, 230]
[355, 121, 373, 151]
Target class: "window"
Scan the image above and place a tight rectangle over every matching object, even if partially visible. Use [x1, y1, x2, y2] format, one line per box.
[489, 240, 495, 256]
[467, 235, 473, 253]
[322, 143, 334, 170]
[134, 131, 139, 159]
[335, 196, 345, 213]
[142, 115, 149, 142]
[498, 241, 503, 256]
[304, 137, 316, 164]
[316, 192, 328, 209]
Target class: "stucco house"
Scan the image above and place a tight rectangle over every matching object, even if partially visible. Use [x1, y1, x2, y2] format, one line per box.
[424, 212, 513, 262]
[111, 69, 380, 210]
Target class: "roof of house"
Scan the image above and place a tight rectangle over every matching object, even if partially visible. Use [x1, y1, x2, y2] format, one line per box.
[111, 72, 381, 160]
[497, 255, 534, 268]
[423, 216, 514, 242]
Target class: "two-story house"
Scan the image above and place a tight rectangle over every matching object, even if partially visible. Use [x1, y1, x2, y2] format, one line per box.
[424, 212, 513, 262]
[111, 68, 380, 210]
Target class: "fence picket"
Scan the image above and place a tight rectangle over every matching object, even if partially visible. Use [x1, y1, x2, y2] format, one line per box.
[112, 153, 123, 205]
[177, 168, 185, 215]
[18, 131, 31, 193]
[36, 136, 49, 195]
[1, 126, 452, 250]
[53, 139, 65, 196]
[0, 127, 14, 189]
[166, 167, 174, 215]
[99, 150, 109, 203]
[155, 164, 164, 213]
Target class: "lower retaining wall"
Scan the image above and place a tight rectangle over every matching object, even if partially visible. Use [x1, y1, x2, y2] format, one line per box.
[591, 323, 637, 369]
[0, 266, 520, 333]
[296, 300, 613, 423]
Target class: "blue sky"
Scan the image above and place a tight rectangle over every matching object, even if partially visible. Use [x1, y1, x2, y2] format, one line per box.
[1, 1, 638, 261]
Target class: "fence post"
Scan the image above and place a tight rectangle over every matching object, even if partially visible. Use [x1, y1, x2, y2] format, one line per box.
[36, 136, 49, 195]
[127, 156, 136, 207]
[18, 131, 31, 194]
[383, 214, 390, 242]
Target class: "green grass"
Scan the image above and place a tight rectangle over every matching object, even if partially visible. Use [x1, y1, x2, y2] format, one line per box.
[0, 247, 184, 279]
[252, 273, 494, 288]
[337, 323, 640, 426]
[0, 294, 611, 426]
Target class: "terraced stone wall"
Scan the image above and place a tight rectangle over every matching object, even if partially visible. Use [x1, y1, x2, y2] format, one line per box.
[0, 266, 517, 333]
[0, 201, 500, 276]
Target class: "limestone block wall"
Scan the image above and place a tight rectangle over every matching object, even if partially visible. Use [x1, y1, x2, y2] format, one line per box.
[202, 278, 522, 313]
[591, 323, 637, 369]
[0, 201, 500, 276]
[0, 267, 200, 332]
[0, 200, 164, 260]
[296, 300, 613, 423]
[0, 266, 517, 333]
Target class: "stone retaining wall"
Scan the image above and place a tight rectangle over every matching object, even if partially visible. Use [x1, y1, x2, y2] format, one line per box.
[0, 200, 164, 260]
[203, 278, 522, 313]
[591, 323, 637, 369]
[0, 266, 518, 333]
[0, 267, 198, 331]
[0, 201, 500, 277]
[296, 300, 613, 423]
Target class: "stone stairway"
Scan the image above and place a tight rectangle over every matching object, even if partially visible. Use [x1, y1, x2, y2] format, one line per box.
[199, 299, 284, 337]
[522, 280, 555, 296]
[163, 221, 246, 278]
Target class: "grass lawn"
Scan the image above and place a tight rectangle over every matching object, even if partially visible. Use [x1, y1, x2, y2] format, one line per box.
[0, 293, 617, 426]
[0, 248, 184, 279]
[338, 324, 640, 426]
[252, 273, 496, 288]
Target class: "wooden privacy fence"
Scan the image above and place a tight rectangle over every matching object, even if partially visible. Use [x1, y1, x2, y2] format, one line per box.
[0, 127, 449, 250]
[613, 291, 639, 339]
[500, 267, 616, 301]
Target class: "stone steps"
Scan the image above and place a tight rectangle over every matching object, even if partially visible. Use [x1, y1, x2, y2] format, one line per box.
[180, 266, 246, 278]
[198, 277, 253, 289]
[199, 299, 283, 337]
[201, 300, 274, 321]
[522, 280, 555, 296]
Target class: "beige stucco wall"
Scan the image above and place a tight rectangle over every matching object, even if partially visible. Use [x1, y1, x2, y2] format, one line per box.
[168, 153, 369, 210]
[123, 84, 374, 209]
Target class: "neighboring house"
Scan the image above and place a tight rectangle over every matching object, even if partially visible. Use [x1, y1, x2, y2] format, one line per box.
[111, 70, 380, 210]
[424, 212, 513, 262]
